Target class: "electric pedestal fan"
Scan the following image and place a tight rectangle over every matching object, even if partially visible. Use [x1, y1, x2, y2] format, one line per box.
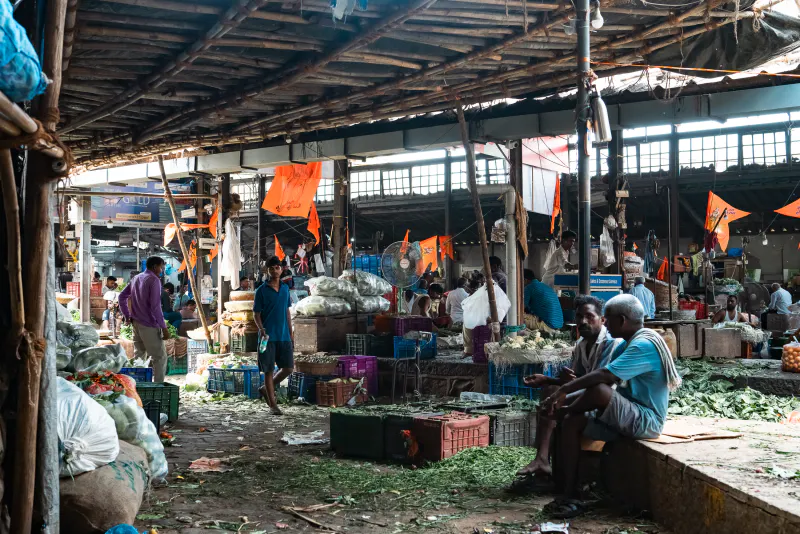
[380, 240, 428, 401]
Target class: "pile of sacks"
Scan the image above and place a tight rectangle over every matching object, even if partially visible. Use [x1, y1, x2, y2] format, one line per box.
[294, 270, 392, 317]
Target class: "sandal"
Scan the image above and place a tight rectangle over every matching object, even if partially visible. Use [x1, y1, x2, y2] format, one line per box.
[507, 474, 554, 494]
[543, 498, 590, 519]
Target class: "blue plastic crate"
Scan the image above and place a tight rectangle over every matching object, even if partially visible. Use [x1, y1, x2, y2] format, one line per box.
[488, 361, 569, 399]
[393, 334, 437, 360]
[353, 254, 381, 276]
[288, 372, 335, 402]
[207, 366, 264, 399]
[118, 367, 153, 382]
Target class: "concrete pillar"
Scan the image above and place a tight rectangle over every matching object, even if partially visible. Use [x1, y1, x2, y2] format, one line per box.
[78, 199, 91, 322]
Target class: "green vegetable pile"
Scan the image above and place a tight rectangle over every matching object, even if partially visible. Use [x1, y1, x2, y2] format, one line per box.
[166, 321, 178, 338]
[669, 360, 800, 422]
[286, 446, 536, 508]
[70, 309, 80, 322]
[119, 324, 133, 340]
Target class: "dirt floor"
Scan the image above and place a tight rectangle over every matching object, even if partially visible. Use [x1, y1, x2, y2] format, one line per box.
[134, 383, 669, 534]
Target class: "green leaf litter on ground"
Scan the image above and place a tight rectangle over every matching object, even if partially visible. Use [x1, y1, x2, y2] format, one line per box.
[669, 360, 800, 422]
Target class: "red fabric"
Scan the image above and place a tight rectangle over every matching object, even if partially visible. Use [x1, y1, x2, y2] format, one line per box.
[261, 162, 323, 217]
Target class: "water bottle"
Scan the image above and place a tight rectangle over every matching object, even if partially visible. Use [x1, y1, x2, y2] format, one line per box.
[259, 332, 269, 353]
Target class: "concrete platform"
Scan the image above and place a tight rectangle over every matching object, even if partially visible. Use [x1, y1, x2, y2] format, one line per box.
[710, 360, 800, 397]
[605, 416, 800, 534]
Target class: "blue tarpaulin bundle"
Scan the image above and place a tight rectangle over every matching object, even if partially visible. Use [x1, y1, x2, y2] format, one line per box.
[0, 0, 48, 102]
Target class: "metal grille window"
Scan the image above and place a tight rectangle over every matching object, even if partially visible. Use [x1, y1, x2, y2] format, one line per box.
[315, 179, 334, 203]
[487, 158, 509, 184]
[678, 134, 738, 172]
[623, 145, 638, 174]
[383, 168, 411, 196]
[791, 128, 800, 160]
[231, 180, 259, 211]
[452, 160, 468, 190]
[350, 170, 381, 199]
[411, 164, 446, 195]
[639, 140, 670, 174]
[742, 131, 787, 166]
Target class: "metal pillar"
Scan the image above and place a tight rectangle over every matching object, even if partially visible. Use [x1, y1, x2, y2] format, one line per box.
[669, 125, 680, 257]
[78, 199, 91, 322]
[217, 174, 230, 321]
[443, 149, 452, 286]
[504, 189, 518, 326]
[332, 161, 348, 277]
[135, 227, 140, 271]
[576, 0, 591, 295]
[257, 174, 267, 274]
[195, 176, 205, 294]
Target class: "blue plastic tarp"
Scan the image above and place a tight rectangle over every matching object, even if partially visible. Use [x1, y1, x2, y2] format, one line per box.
[0, 0, 47, 102]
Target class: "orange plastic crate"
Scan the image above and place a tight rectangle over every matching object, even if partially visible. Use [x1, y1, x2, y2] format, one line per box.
[412, 412, 490, 462]
[66, 282, 80, 297]
[315, 379, 368, 408]
[90, 282, 103, 297]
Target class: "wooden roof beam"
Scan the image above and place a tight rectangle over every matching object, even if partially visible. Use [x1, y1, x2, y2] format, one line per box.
[59, 0, 277, 134]
[134, 0, 441, 144]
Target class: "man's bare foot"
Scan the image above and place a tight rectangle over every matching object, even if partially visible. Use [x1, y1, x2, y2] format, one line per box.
[270, 405, 283, 415]
[517, 457, 553, 477]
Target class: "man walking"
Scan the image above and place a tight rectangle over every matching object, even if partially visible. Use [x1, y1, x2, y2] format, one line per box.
[254, 256, 294, 415]
[118, 256, 171, 381]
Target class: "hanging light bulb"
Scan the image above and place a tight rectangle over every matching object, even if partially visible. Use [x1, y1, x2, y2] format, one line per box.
[591, 4, 604, 29]
[106, 219, 114, 229]
[762, 233, 769, 246]
[563, 18, 576, 35]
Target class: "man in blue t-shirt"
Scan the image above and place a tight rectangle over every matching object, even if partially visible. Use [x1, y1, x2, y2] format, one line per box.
[253, 256, 294, 415]
[539, 294, 678, 518]
[523, 269, 564, 331]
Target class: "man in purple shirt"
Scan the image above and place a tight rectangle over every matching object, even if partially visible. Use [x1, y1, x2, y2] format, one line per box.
[119, 256, 171, 381]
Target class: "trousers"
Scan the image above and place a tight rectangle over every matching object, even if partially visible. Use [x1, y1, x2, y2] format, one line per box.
[132, 320, 168, 382]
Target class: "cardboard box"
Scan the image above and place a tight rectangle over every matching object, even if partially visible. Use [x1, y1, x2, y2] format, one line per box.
[703, 328, 743, 358]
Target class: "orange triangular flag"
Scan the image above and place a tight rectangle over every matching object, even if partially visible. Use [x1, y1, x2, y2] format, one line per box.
[551, 177, 561, 233]
[775, 198, 800, 219]
[439, 235, 454, 261]
[657, 256, 668, 281]
[420, 236, 438, 272]
[705, 192, 750, 251]
[208, 205, 219, 238]
[308, 202, 321, 246]
[207, 244, 219, 263]
[400, 229, 410, 254]
[274, 234, 286, 261]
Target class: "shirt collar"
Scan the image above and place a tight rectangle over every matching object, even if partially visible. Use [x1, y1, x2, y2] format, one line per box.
[577, 325, 607, 347]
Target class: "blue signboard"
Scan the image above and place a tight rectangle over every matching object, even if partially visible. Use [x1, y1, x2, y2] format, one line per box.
[91, 181, 194, 224]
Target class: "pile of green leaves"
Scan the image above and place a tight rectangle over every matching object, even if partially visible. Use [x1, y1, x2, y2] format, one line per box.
[287, 446, 536, 507]
[669, 360, 800, 422]
[119, 323, 133, 340]
[70, 309, 80, 322]
[166, 321, 178, 338]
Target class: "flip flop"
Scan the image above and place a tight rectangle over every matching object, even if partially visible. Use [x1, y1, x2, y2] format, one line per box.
[507, 474, 554, 494]
[543, 498, 590, 519]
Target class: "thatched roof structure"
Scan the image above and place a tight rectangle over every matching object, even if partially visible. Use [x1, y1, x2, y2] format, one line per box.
[58, 0, 774, 167]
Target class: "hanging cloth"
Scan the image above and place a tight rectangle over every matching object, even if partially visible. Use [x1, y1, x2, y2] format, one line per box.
[308, 202, 321, 245]
[261, 162, 323, 217]
[400, 229, 410, 254]
[550, 176, 561, 234]
[220, 219, 242, 290]
[420, 236, 438, 272]
[644, 230, 657, 276]
[439, 235, 454, 261]
[656, 256, 668, 281]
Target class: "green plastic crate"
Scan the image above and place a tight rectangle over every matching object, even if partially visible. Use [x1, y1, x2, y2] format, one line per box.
[330, 410, 384, 459]
[231, 332, 258, 353]
[137, 382, 180, 422]
[167, 356, 188, 375]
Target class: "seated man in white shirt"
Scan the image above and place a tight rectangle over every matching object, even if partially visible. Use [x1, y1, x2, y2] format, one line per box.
[542, 231, 577, 287]
[769, 283, 793, 315]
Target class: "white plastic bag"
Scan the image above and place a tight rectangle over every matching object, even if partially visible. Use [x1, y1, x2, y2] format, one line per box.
[304, 276, 358, 301]
[354, 295, 390, 313]
[462, 281, 512, 329]
[599, 226, 616, 268]
[295, 295, 352, 316]
[339, 270, 392, 296]
[70, 344, 128, 374]
[57, 378, 119, 477]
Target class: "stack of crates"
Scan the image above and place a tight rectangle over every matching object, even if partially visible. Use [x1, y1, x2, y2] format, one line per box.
[394, 334, 437, 360]
[187, 339, 209, 373]
[352, 254, 381, 276]
[287, 372, 334, 403]
[231, 332, 258, 353]
[337, 355, 378, 395]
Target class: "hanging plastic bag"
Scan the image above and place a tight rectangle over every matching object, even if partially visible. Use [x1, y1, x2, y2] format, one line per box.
[57, 378, 120, 477]
[461, 281, 512, 329]
[599, 226, 616, 268]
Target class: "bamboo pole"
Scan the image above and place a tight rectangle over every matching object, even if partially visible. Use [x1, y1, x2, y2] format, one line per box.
[0, 150, 24, 346]
[0, 91, 65, 159]
[456, 106, 499, 336]
[157, 155, 213, 348]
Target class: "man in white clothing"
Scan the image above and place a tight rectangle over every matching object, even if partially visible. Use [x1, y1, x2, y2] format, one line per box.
[769, 283, 792, 315]
[542, 230, 577, 287]
[445, 277, 469, 324]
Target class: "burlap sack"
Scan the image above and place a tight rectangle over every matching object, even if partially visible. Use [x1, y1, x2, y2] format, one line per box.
[60, 441, 149, 534]
[171, 336, 187, 358]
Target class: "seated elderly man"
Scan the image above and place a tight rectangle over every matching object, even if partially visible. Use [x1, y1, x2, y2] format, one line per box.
[540, 294, 681, 518]
[517, 295, 623, 480]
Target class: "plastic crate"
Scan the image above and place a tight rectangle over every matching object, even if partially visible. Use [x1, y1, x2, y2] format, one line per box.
[90, 282, 103, 297]
[207, 366, 264, 399]
[477, 410, 532, 447]
[353, 254, 381, 276]
[412, 412, 490, 462]
[488, 361, 568, 400]
[136, 382, 180, 422]
[472, 325, 505, 364]
[393, 334, 437, 360]
[337, 355, 378, 395]
[287, 372, 334, 402]
[371, 334, 395, 358]
[118, 367, 153, 383]
[346, 333, 373, 356]
[167, 356, 188, 375]
[394, 316, 434, 337]
[330, 410, 384, 459]
[231, 332, 258, 353]
[66, 282, 80, 298]
[142, 400, 161, 434]
[294, 360, 338, 376]
[316, 379, 368, 407]
[383, 412, 444, 463]
[188, 339, 209, 360]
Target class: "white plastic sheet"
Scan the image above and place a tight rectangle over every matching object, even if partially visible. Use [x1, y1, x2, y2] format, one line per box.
[461, 281, 511, 329]
[57, 378, 119, 477]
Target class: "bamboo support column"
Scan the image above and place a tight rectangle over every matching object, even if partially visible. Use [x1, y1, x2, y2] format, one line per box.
[157, 156, 213, 348]
[456, 106, 499, 337]
[0, 150, 25, 344]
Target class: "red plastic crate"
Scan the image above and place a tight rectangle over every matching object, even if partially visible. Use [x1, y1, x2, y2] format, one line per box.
[90, 282, 103, 297]
[336, 355, 378, 395]
[412, 412, 490, 462]
[66, 282, 80, 298]
[315, 379, 369, 407]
